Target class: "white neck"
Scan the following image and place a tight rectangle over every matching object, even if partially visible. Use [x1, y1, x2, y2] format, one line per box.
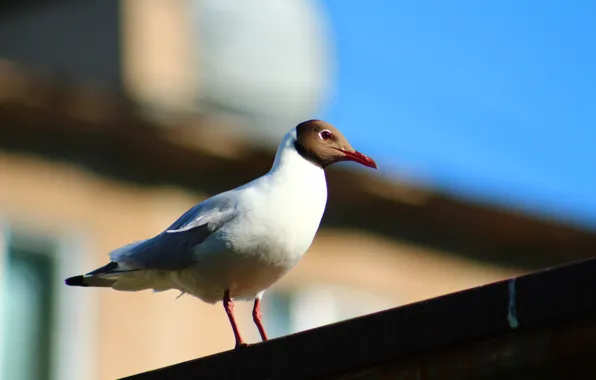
[252, 128, 329, 264]
[262, 128, 328, 243]
[268, 128, 325, 180]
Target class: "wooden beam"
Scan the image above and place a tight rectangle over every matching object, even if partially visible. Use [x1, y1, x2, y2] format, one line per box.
[121, 257, 596, 380]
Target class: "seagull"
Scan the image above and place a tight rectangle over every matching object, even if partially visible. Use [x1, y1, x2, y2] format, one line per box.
[65, 119, 377, 348]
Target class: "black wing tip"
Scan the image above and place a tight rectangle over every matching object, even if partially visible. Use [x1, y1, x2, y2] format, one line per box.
[65, 275, 87, 287]
[87, 261, 120, 276]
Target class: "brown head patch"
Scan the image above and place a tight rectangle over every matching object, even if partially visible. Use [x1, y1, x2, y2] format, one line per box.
[294, 119, 357, 168]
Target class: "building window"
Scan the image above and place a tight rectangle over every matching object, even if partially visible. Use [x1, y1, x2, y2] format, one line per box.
[1, 232, 56, 380]
[263, 284, 395, 339]
[0, 223, 98, 380]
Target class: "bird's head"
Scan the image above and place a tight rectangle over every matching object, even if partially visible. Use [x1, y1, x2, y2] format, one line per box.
[294, 119, 378, 169]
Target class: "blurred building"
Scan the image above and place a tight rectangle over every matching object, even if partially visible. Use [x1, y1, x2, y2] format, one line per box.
[1, 1, 596, 380]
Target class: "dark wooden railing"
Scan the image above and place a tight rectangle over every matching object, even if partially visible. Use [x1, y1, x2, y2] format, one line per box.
[121, 257, 596, 380]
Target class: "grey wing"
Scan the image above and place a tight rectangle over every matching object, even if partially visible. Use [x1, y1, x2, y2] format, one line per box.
[108, 193, 238, 271]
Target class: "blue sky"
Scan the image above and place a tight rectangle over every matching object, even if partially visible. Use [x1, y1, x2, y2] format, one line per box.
[318, 0, 596, 229]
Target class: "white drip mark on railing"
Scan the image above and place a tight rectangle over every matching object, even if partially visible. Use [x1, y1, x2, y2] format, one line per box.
[507, 278, 519, 329]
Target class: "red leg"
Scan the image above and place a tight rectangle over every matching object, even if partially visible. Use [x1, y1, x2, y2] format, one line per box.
[252, 297, 269, 341]
[223, 290, 246, 348]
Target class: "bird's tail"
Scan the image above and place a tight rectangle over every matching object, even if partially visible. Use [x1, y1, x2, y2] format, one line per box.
[65, 261, 124, 288]
[65, 275, 116, 288]
[65, 262, 171, 292]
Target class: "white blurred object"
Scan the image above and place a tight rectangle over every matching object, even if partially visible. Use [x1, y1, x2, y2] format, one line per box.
[189, 0, 335, 144]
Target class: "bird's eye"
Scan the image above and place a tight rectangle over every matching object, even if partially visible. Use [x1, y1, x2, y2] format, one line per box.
[319, 130, 332, 140]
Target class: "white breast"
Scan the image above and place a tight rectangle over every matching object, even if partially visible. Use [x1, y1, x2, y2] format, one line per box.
[231, 137, 328, 264]
[177, 129, 328, 302]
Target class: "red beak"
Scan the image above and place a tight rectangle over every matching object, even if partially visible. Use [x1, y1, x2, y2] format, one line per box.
[339, 149, 378, 169]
